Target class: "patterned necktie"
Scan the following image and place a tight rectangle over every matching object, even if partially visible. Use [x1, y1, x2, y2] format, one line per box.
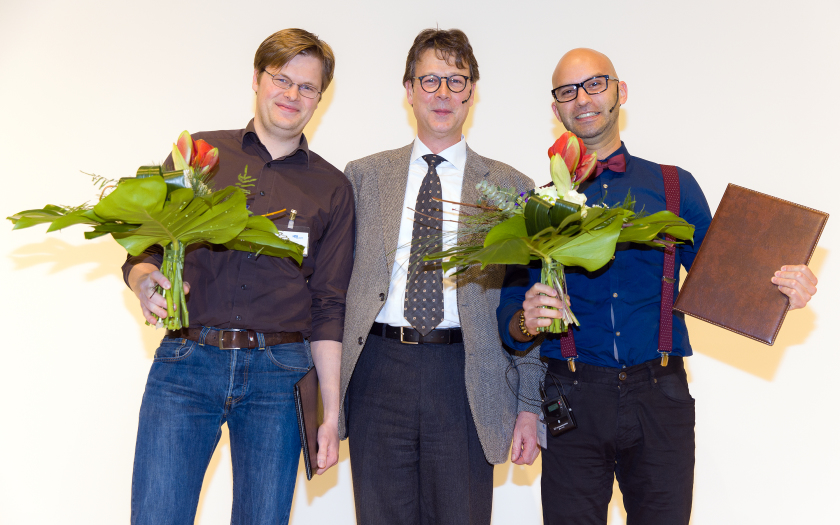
[404, 154, 446, 336]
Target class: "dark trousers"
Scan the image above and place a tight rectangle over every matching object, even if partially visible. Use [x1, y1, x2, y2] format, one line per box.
[541, 357, 695, 525]
[347, 334, 494, 525]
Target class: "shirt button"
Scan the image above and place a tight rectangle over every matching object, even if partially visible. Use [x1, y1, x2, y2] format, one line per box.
[247, 253, 253, 259]
[616, 331, 621, 336]
[618, 371, 627, 381]
[358, 337, 364, 345]
[260, 191, 265, 196]
[613, 293, 618, 298]
[603, 183, 608, 189]
[241, 285, 247, 290]
[236, 315, 242, 321]
[379, 293, 385, 301]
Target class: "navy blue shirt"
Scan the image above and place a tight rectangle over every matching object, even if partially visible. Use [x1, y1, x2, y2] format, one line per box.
[497, 143, 712, 368]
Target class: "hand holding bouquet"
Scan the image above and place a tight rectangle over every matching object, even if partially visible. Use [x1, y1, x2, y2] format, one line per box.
[424, 132, 695, 333]
[8, 131, 303, 330]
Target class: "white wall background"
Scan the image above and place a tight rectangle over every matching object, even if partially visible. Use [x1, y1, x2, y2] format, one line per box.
[1, 1, 838, 523]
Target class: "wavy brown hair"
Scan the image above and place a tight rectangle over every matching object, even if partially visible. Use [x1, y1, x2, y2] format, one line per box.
[254, 28, 336, 92]
[402, 28, 479, 86]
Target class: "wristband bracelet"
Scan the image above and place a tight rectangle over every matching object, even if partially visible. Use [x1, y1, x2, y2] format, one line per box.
[518, 310, 534, 338]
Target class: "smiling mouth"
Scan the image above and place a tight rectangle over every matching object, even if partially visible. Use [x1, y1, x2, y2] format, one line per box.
[576, 111, 599, 119]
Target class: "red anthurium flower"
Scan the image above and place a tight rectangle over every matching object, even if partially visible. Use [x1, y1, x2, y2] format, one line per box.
[573, 153, 598, 185]
[547, 131, 588, 175]
[192, 139, 213, 168]
[196, 146, 219, 176]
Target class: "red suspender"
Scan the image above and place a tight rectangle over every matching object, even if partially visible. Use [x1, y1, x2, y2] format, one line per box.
[555, 164, 681, 370]
[658, 165, 680, 365]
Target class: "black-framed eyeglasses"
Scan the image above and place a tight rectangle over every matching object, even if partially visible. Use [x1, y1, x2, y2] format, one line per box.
[263, 69, 321, 99]
[551, 75, 618, 103]
[414, 74, 471, 94]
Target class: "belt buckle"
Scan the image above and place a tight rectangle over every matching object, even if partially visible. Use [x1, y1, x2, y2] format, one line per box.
[218, 328, 248, 350]
[399, 326, 419, 345]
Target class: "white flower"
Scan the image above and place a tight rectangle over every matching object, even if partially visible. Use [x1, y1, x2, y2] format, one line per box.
[535, 186, 559, 203]
[563, 189, 588, 206]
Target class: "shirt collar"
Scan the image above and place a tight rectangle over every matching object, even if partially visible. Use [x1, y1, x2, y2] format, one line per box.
[242, 118, 311, 166]
[410, 135, 467, 173]
[604, 141, 629, 161]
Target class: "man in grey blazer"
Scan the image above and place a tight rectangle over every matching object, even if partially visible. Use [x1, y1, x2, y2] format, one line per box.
[338, 28, 543, 524]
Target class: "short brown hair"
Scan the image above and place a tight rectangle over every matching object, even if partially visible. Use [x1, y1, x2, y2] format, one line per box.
[402, 29, 479, 86]
[254, 28, 336, 92]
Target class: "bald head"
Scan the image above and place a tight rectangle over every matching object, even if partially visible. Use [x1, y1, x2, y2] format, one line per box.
[552, 48, 618, 89]
[550, 48, 626, 156]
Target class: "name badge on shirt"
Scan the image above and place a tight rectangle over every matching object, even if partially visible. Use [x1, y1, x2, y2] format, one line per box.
[279, 210, 310, 257]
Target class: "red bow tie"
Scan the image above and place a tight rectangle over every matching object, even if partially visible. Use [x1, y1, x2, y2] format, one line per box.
[595, 154, 626, 177]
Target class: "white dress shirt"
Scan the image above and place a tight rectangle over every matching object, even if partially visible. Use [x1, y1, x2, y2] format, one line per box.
[375, 137, 466, 329]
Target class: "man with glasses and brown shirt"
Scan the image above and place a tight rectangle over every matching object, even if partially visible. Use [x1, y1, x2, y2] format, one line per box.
[124, 28, 353, 524]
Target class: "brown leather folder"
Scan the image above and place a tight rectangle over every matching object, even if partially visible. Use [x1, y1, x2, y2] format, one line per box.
[294, 366, 321, 480]
[673, 184, 828, 345]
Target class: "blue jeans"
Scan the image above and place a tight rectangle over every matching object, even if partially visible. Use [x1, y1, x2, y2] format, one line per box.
[131, 328, 312, 525]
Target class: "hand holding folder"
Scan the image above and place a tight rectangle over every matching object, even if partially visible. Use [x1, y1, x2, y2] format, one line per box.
[673, 184, 827, 345]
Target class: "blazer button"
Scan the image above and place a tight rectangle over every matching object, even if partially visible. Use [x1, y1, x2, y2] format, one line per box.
[379, 293, 385, 301]
[358, 337, 364, 345]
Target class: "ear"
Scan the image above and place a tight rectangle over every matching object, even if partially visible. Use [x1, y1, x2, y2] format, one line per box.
[551, 101, 562, 122]
[618, 80, 628, 105]
[465, 82, 477, 109]
[405, 79, 414, 107]
[252, 69, 261, 93]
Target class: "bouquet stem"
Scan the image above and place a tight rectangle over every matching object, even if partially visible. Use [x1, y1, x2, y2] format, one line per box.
[150, 241, 188, 330]
[539, 259, 579, 333]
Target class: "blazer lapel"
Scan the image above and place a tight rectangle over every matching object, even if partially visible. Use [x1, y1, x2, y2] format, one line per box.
[458, 145, 490, 242]
[377, 144, 413, 271]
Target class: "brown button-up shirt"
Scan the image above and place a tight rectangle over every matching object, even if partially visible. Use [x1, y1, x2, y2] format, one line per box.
[122, 120, 355, 341]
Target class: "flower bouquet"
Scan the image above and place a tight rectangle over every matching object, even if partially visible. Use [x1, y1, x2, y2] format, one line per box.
[7, 131, 303, 330]
[424, 132, 695, 333]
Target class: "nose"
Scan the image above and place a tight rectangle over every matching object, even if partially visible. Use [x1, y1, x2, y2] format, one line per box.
[284, 83, 301, 100]
[436, 80, 452, 99]
[575, 88, 592, 105]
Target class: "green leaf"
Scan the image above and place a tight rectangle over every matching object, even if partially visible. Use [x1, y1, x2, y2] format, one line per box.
[224, 228, 304, 264]
[94, 177, 167, 222]
[8, 205, 71, 229]
[549, 199, 581, 227]
[617, 211, 695, 244]
[541, 217, 624, 271]
[99, 181, 250, 256]
[524, 196, 554, 236]
[222, 214, 304, 264]
[47, 209, 104, 232]
[450, 237, 531, 270]
[484, 215, 527, 247]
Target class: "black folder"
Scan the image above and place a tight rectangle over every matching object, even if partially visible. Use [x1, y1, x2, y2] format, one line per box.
[294, 366, 321, 480]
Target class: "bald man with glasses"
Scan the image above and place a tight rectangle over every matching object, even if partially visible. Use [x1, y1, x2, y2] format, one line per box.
[497, 48, 819, 525]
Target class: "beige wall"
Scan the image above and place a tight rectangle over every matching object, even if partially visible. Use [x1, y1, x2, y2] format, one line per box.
[1, 0, 838, 523]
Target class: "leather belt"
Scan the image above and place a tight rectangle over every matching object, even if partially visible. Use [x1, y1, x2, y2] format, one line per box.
[167, 327, 303, 350]
[370, 322, 463, 345]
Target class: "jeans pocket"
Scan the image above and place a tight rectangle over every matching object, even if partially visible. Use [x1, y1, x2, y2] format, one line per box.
[153, 337, 196, 362]
[267, 341, 312, 371]
[655, 372, 695, 404]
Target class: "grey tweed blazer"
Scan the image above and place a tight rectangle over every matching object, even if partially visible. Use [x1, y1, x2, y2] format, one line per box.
[339, 144, 543, 464]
